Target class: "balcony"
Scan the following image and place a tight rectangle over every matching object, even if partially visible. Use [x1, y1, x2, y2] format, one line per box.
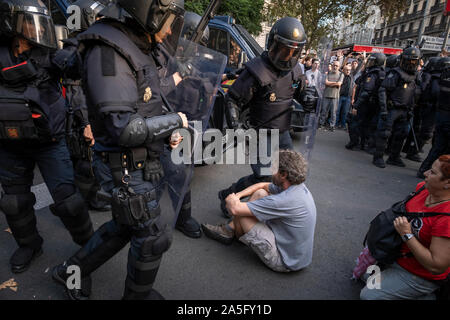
[424, 24, 446, 34]
[430, 2, 444, 13]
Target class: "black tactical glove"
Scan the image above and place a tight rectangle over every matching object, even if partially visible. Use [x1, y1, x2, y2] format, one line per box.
[144, 158, 164, 185]
[177, 61, 194, 79]
[380, 111, 388, 122]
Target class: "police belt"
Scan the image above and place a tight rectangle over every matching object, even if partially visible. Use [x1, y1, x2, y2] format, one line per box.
[99, 148, 148, 185]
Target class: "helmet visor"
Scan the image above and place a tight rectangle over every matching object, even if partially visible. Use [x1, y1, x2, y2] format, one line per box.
[268, 35, 303, 71]
[160, 13, 185, 56]
[13, 12, 56, 49]
[401, 57, 419, 73]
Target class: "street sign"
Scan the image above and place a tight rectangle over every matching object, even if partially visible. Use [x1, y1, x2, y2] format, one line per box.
[421, 35, 450, 51]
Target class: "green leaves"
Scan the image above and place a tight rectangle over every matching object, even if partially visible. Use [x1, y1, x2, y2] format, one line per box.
[185, 0, 265, 35]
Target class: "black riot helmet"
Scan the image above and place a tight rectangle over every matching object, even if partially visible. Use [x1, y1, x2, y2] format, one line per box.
[117, 0, 184, 35]
[399, 47, 421, 74]
[181, 11, 209, 45]
[386, 54, 400, 69]
[71, 0, 109, 31]
[423, 56, 441, 73]
[437, 57, 450, 71]
[266, 17, 307, 72]
[365, 52, 386, 69]
[0, 0, 57, 49]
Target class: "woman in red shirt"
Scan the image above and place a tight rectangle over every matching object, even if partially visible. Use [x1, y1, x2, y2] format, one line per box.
[361, 155, 450, 300]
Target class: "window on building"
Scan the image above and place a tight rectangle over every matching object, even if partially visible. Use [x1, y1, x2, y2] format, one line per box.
[413, 4, 418, 13]
[401, 25, 405, 33]
[429, 16, 436, 27]
[409, 22, 414, 31]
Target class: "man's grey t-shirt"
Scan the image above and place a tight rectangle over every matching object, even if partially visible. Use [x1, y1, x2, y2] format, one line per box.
[247, 183, 317, 271]
[324, 71, 344, 99]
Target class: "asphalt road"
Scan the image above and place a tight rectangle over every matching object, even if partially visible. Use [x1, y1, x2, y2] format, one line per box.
[0, 128, 426, 300]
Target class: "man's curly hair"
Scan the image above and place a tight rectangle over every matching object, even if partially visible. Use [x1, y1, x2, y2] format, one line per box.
[275, 150, 308, 185]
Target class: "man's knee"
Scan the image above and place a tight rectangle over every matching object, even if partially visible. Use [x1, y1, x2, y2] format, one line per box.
[250, 188, 269, 201]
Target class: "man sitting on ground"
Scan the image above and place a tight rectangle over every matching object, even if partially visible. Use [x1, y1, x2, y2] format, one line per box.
[202, 150, 317, 272]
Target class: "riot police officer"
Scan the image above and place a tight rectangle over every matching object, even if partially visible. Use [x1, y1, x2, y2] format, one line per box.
[56, 0, 111, 211]
[385, 54, 400, 74]
[52, 0, 189, 300]
[402, 57, 441, 163]
[372, 47, 421, 168]
[417, 57, 450, 178]
[346, 53, 386, 151]
[0, 0, 94, 273]
[217, 17, 306, 216]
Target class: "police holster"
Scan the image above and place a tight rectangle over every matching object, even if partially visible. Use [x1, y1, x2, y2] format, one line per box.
[105, 148, 161, 227]
[111, 187, 160, 227]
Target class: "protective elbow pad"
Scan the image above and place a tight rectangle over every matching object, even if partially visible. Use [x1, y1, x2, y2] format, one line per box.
[144, 113, 183, 143]
[118, 114, 148, 148]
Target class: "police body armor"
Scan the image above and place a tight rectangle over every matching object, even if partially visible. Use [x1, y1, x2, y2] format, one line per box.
[243, 54, 302, 132]
[78, 22, 164, 154]
[0, 45, 66, 143]
[438, 67, 450, 112]
[386, 67, 416, 110]
[356, 66, 385, 107]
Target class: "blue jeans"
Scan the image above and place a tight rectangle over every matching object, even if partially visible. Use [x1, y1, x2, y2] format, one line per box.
[319, 97, 339, 127]
[336, 96, 351, 127]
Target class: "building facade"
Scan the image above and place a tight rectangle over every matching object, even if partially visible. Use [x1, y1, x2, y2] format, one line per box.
[372, 0, 449, 52]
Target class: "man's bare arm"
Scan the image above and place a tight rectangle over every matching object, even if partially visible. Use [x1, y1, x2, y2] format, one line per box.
[235, 182, 271, 199]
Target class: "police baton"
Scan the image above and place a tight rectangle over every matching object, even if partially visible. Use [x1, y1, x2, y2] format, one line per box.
[409, 117, 420, 154]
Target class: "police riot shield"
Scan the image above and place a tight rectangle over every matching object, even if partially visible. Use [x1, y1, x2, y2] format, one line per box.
[292, 37, 333, 162]
[159, 38, 227, 229]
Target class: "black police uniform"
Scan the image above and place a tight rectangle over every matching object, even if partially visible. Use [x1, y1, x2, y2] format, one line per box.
[347, 65, 385, 150]
[218, 51, 303, 214]
[0, 38, 94, 273]
[373, 66, 417, 167]
[403, 66, 441, 162]
[51, 17, 186, 300]
[54, 36, 111, 211]
[418, 58, 450, 176]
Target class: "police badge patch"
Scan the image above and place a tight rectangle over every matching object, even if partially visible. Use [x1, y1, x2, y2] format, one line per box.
[143, 87, 152, 102]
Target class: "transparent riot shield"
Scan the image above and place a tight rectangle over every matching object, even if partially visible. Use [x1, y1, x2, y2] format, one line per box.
[159, 38, 227, 229]
[292, 37, 333, 162]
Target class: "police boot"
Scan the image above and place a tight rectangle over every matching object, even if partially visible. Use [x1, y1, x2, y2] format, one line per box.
[52, 261, 92, 300]
[50, 192, 94, 246]
[406, 152, 423, 163]
[386, 156, 406, 167]
[0, 192, 44, 273]
[372, 155, 386, 168]
[175, 193, 201, 239]
[345, 142, 360, 151]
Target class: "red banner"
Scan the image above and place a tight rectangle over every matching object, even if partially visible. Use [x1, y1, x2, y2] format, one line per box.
[447, 0, 450, 13]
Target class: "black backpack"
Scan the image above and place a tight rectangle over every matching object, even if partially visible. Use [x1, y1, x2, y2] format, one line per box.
[364, 186, 450, 265]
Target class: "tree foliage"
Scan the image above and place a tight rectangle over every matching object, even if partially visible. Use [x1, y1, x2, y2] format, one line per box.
[185, 0, 265, 35]
[265, 0, 409, 50]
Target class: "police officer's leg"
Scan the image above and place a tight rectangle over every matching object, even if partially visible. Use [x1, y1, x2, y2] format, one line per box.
[218, 129, 277, 215]
[122, 173, 170, 300]
[373, 110, 394, 168]
[0, 147, 43, 273]
[36, 140, 93, 246]
[387, 111, 409, 167]
[417, 108, 436, 154]
[366, 107, 380, 154]
[419, 113, 450, 176]
[346, 110, 361, 149]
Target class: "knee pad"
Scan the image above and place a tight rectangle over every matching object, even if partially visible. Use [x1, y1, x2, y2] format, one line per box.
[0, 192, 36, 216]
[50, 192, 94, 246]
[141, 223, 173, 257]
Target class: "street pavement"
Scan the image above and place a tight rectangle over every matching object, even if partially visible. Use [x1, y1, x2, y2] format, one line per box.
[0, 128, 427, 300]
